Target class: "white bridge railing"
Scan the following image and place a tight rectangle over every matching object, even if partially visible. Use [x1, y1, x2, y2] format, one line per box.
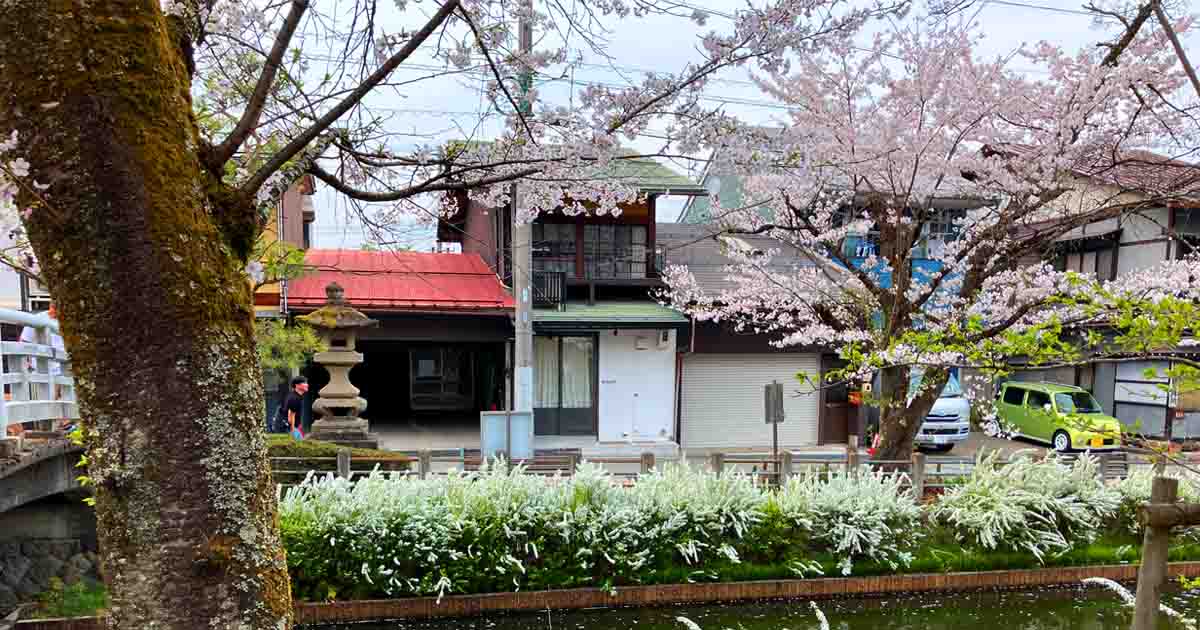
[0, 307, 77, 434]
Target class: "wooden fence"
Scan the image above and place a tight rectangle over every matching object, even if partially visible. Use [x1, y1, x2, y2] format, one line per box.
[271, 434, 1133, 500]
[705, 435, 1131, 495]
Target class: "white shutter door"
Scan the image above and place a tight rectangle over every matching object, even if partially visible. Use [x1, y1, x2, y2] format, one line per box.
[681, 354, 819, 449]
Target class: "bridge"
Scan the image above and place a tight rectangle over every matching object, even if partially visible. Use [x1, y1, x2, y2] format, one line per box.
[0, 439, 83, 513]
[0, 307, 81, 514]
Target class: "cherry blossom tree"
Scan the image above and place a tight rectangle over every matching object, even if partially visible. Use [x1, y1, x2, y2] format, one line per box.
[0, 0, 905, 627]
[661, 14, 1200, 462]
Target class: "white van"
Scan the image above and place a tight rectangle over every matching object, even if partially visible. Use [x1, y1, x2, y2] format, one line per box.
[910, 369, 972, 452]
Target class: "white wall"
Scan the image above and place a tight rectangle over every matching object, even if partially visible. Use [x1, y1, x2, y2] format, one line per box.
[0, 230, 23, 310]
[597, 329, 676, 442]
[0, 267, 20, 310]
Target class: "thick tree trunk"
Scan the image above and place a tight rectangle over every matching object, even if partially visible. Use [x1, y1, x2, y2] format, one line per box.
[874, 367, 948, 462]
[0, 2, 292, 629]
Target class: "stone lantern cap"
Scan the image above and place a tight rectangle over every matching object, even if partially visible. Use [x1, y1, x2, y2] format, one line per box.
[296, 282, 378, 330]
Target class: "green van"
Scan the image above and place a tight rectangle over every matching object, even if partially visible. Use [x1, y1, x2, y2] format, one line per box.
[993, 382, 1122, 452]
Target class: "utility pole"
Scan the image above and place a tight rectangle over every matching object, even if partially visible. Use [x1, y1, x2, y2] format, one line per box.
[511, 0, 534, 413]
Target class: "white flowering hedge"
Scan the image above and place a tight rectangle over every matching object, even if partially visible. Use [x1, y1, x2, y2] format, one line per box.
[277, 453, 1161, 601]
[1114, 467, 1200, 538]
[929, 452, 1122, 561]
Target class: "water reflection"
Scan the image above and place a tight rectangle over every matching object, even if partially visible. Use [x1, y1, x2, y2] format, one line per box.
[311, 587, 1200, 630]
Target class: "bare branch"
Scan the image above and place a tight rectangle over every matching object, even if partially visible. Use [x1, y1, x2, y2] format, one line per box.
[456, 5, 535, 141]
[242, 0, 462, 194]
[309, 162, 540, 201]
[1153, 2, 1200, 100]
[207, 0, 311, 172]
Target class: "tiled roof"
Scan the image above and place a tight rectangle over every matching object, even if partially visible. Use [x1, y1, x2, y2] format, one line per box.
[988, 144, 1200, 199]
[656, 222, 817, 294]
[289, 249, 514, 312]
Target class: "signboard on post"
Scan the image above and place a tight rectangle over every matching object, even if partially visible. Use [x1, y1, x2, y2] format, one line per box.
[765, 381, 785, 478]
[764, 381, 785, 424]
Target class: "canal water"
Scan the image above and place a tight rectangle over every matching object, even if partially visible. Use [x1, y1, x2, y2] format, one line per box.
[313, 586, 1200, 630]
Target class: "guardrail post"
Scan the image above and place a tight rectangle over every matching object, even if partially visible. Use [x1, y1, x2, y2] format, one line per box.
[567, 452, 581, 475]
[418, 450, 432, 480]
[640, 452, 655, 475]
[910, 452, 926, 502]
[1097, 452, 1109, 483]
[780, 450, 793, 485]
[336, 447, 351, 480]
[709, 452, 724, 474]
[846, 434, 859, 474]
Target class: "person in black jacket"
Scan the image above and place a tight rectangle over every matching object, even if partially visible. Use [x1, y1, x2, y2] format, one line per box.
[272, 376, 309, 434]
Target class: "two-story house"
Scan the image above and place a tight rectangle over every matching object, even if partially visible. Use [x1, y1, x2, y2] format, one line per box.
[998, 148, 1200, 439]
[439, 157, 704, 454]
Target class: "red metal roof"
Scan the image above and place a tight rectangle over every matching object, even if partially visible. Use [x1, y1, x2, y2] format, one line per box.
[288, 249, 514, 312]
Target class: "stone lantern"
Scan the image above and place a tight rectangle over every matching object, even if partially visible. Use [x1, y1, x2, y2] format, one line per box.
[297, 282, 380, 449]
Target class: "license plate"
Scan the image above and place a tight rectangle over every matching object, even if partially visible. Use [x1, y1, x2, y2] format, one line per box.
[1091, 437, 1103, 448]
[933, 436, 948, 444]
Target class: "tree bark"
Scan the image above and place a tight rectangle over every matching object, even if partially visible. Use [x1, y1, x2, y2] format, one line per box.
[0, 2, 291, 628]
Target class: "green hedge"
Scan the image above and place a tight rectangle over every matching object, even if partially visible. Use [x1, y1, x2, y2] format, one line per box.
[266, 435, 410, 462]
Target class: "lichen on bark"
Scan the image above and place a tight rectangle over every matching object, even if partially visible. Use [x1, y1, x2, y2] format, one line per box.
[0, 1, 292, 628]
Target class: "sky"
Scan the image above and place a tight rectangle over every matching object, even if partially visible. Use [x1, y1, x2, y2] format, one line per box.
[307, 0, 1200, 251]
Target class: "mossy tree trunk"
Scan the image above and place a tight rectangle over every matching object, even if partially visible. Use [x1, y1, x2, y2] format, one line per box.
[0, 2, 291, 628]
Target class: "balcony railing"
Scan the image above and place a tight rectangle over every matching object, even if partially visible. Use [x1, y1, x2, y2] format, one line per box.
[532, 271, 566, 309]
[532, 251, 666, 282]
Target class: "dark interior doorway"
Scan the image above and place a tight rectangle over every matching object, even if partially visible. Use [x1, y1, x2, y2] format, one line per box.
[345, 341, 505, 426]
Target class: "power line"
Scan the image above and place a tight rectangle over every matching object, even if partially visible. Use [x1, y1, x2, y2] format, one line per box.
[984, 0, 1110, 18]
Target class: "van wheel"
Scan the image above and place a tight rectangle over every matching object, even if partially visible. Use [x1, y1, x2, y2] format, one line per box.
[1053, 430, 1072, 453]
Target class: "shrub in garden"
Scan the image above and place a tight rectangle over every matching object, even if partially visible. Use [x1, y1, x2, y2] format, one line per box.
[771, 467, 922, 575]
[929, 452, 1121, 561]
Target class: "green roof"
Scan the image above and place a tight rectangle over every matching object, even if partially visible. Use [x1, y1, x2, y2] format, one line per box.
[585, 157, 707, 195]
[446, 140, 705, 195]
[1002, 381, 1086, 394]
[533, 301, 688, 328]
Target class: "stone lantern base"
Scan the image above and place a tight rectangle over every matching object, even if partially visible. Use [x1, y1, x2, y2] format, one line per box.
[308, 398, 379, 449]
[308, 418, 380, 450]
